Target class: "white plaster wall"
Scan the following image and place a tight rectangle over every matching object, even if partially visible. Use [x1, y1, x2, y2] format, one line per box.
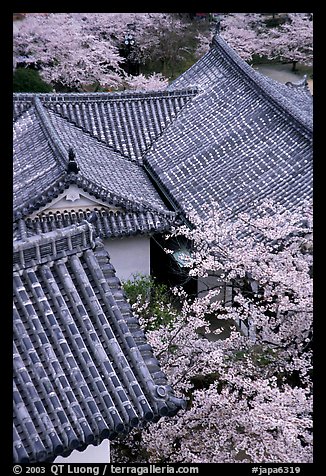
[54, 440, 110, 463]
[49, 193, 99, 209]
[104, 235, 150, 281]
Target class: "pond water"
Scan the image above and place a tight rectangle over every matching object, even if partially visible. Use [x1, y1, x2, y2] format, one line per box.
[253, 63, 313, 94]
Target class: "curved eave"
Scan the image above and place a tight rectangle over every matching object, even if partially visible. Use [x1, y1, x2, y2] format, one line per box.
[13, 172, 175, 222]
[211, 35, 313, 137]
[18, 209, 179, 240]
[13, 226, 186, 463]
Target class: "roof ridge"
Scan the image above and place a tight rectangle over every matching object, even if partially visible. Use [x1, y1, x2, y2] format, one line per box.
[14, 88, 198, 102]
[285, 74, 310, 89]
[44, 104, 141, 165]
[13, 223, 185, 462]
[13, 222, 95, 270]
[15, 91, 199, 168]
[212, 35, 312, 136]
[33, 97, 69, 168]
[143, 160, 185, 216]
[14, 173, 67, 220]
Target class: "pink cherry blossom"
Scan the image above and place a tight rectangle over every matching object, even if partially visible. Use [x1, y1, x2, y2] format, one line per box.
[112, 199, 313, 463]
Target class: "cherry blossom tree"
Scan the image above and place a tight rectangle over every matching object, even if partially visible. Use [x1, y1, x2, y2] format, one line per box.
[220, 13, 267, 62]
[195, 13, 268, 62]
[13, 13, 124, 91]
[112, 199, 313, 463]
[195, 13, 313, 69]
[135, 14, 194, 77]
[194, 32, 211, 59]
[13, 13, 193, 91]
[264, 13, 313, 71]
[124, 73, 168, 91]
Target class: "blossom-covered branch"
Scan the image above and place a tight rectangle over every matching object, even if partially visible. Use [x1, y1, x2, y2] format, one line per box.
[112, 199, 313, 463]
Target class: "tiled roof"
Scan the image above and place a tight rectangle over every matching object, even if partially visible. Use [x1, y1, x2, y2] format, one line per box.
[13, 89, 198, 163]
[168, 35, 313, 133]
[13, 223, 185, 463]
[13, 105, 65, 218]
[145, 34, 313, 220]
[12, 33, 313, 463]
[14, 208, 179, 241]
[13, 97, 172, 220]
[258, 73, 313, 123]
[14, 35, 312, 225]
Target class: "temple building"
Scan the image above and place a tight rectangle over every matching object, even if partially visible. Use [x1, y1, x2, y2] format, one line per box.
[13, 32, 312, 463]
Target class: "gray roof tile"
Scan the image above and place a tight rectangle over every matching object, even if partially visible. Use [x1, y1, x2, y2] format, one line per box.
[14, 35, 312, 224]
[14, 208, 179, 241]
[146, 34, 313, 219]
[13, 89, 198, 163]
[13, 34, 313, 464]
[13, 223, 185, 463]
[168, 35, 312, 133]
[13, 98, 172, 219]
[13, 105, 65, 214]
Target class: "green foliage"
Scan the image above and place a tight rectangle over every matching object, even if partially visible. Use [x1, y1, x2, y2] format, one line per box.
[139, 20, 209, 82]
[251, 346, 276, 367]
[141, 54, 198, 83]
[264, 17, 287, 28]
[122, 274, 178, 330]
[229, 345, 277, 368]
[190, 371, 220, 390]
[13, 68, 53, 93]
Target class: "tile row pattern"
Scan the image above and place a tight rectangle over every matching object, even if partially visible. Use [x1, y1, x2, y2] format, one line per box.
[14, 208, 179, 241]
[13, 89, 198, 163]
[13, 223, 185, 463]
[13, 98, 172, 220]
[259, 73, 313, 125]
[168, 34, 312, 135]
[13, 105, 66, 217]
[145, 34, 313, 220]
[12, 34, 313, 463]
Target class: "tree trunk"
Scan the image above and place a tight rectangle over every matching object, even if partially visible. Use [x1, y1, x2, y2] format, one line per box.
[161, 59, 167, 76]
[292, 60, 298, 72]
[168, 60, 174, 78]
